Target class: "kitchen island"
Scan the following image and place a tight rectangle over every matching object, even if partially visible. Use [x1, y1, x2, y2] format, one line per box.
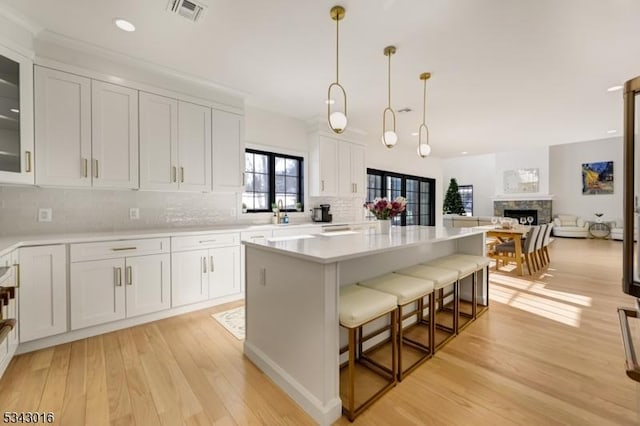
[242, 225, 487, 425]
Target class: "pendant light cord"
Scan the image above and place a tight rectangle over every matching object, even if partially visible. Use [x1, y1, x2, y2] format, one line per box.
[335, 17, 340, 83]
[422, 78, 427, 125]
[387, 52, 392, 108]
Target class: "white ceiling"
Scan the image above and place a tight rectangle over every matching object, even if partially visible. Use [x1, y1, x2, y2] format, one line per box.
[2, 0, 639, 157]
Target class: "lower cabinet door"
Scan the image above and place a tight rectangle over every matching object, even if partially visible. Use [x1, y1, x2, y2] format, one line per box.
[125, 254, 170, 318]
[209, 246, 240, 300]
[70, 258, 126, 330]
[171, 249, 209, 307]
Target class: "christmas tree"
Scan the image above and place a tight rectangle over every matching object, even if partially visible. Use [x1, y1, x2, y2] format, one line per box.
[443, 178, 466, 214]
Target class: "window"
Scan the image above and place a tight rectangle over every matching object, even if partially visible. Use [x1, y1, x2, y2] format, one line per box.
[458, 185, 473, 216]
[366, 168, 436, 226]
[243, 149, 303, 212]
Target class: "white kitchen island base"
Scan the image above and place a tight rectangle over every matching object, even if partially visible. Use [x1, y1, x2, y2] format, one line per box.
[243, 226, 487, 425]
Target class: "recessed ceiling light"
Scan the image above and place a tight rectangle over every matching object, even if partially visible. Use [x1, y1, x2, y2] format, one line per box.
[411, 132, 419, 136]
[325, 99, 335, 105]
[607, 85, 623, 92]
[114, 18, 136, 32]
[461, 151, 468, 155]
[9, 108, 19, 113]
[607, 129, 617, 134]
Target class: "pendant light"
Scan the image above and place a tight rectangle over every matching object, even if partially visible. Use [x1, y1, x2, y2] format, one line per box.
[327, 6, 347, 134]
[382, 46, 398, 148]
[417, 72, 432, 157]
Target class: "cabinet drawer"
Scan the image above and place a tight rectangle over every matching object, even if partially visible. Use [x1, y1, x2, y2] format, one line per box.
[172, 233, 239, 252]
[70, 238, 170, 262]
[240, 230, 274, 243]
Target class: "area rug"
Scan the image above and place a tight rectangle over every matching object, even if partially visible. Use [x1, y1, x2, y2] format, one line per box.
[212, 306, 245, 340]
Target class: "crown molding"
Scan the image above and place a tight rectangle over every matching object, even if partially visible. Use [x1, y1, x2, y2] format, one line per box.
[37, 30, 248, 100]
[0, 3, 42, 36]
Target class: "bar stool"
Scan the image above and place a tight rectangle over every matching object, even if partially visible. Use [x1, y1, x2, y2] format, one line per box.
[339, 284, 399, 421]
[427, 256, 478, 332]
[394, 265, 459, 350]
[444, 254, 490, 318]
[358, 273, 435, 381]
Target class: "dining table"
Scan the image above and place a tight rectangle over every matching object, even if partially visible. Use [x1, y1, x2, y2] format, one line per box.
[480, 225, 529, 276]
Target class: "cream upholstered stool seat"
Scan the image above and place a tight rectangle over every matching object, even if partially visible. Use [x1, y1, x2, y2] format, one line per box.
[427, 256, 479, 332]
[339, 284, 398, 421]
[394, 265, 459, 350]
[444, 254, 490, 317]
[358, 273, 435, 381]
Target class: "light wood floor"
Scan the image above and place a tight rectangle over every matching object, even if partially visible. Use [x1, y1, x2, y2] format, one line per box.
[0, 238, 638, 425]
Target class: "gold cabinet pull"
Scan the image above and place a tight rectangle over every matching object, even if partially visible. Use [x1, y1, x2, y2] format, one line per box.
[114, 267, 122, 287]
[210, 256, 214, 272]
[83, 158, 88, 178]
[25, 151, 32, 173]
[93, 159, 99, 178]
[180, 166, 185, 183]
[172, 166, 177, 183]
[321, 180, 325, 191]
[126, 266, 133, 286]
[202, 257, 207, 274]
[111, 247, 137, 252]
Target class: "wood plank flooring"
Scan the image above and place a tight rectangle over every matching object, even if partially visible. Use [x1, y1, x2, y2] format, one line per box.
[0, 237, 637, 425]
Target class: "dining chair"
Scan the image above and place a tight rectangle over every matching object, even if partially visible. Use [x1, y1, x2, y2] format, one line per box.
[542, 223, 554, 263]
[495, 225, 541, 275]
[534, 223, 548, 269]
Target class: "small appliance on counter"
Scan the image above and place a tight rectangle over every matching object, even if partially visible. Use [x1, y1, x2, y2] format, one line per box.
[312, 204, 332, 222]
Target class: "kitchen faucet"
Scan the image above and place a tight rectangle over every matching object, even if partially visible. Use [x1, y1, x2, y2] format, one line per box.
[277, 199, 284, 224]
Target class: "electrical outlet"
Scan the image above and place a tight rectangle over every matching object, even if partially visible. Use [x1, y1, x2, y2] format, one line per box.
[38, 208, 52, 222]
[129, 208, 140, 220]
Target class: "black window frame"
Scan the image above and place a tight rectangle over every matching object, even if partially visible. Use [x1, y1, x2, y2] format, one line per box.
[458, 184, 473, 216]
[244, 148, 304, 213]
[366, 168, 436, 226]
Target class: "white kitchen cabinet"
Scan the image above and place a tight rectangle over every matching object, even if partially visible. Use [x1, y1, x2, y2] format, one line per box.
[171, 249, 209, 307]
[35, 66, 92, 187]
[178, 101, 212, 192]
[338, 142, 366, 197]
[139, 93, 212, 192]
[35, 67, 139, 189]
[91, 80, 139, 189]
[18, 245, 67, 342]
[70, 258, 126, 330]
[0, 45, 34, 185]
[208, 246, 240, 300]
[139, 92, 179, 191]
[171, 233, 241, 307]
[70, 239, 171, 330]
[309, 135, 338, 196]
[212, 109, 244, 192]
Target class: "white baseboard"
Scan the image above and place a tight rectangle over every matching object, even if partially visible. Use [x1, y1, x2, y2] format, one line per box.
[243, 341, 342, 426]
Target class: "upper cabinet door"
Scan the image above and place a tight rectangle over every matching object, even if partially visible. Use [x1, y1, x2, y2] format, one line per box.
[317, 136, 338, 196]
[350, 144, 366, 197]
[178, 101, 212, 192]
[91, 81, 139, 189]
[212, 109, 244, 192]
[139, 92, 179, 191]
[337, 142, 352, 196]
[0, 45, 34, 185]
[35, 66, 91, 187]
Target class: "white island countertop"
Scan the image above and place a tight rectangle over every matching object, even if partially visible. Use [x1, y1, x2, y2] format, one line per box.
[242, 225, 485, 264]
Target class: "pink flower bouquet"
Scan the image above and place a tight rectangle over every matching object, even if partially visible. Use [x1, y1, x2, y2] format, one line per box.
[363, 196, 407, 220]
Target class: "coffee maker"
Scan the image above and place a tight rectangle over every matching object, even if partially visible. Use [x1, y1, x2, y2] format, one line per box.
[312, 204, 332, 222]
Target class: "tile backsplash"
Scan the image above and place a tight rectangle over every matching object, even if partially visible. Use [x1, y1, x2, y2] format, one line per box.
[0, 186, 365, 237]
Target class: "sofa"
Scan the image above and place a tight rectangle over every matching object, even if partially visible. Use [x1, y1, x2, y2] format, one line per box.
[443, 214, 495, 228]
[610, 220, 637, 241]
[552, 214, 589, 238]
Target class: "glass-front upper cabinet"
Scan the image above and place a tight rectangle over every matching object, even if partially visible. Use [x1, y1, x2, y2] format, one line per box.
[0, 44, 34, 184]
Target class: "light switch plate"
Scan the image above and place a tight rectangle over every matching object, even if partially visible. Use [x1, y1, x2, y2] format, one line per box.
[129, 208, 140, 220]
[38, 208, 52, 222]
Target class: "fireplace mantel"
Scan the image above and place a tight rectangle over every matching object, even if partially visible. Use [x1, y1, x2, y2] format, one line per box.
[491, 194, 554, 201]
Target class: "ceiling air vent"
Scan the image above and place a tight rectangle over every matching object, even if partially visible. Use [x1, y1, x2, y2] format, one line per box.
[167, 0, 207, 22]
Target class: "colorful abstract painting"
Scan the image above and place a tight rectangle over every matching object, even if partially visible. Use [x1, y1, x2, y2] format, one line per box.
[582, 161, 614, 195]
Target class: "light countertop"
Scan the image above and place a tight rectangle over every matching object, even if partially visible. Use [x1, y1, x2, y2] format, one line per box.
[242, 225, 485, 264]
[0, 221, 363, 257]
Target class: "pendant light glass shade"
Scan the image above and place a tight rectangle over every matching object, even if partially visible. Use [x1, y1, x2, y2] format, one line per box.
[382, 46, 397, 148]
[417, 72, 432, 158]
[327, 6, 347, 134]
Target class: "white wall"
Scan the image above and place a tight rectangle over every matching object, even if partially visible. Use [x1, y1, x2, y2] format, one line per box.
[0, 11, 34, 54]
[549, 137, 623, 222]
[443, 153, 496, 216]
[245, 106, 308, 151]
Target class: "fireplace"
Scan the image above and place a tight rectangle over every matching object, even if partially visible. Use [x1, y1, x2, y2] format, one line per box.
[504, 209, 538, 225]
[494, 199, 552, 224]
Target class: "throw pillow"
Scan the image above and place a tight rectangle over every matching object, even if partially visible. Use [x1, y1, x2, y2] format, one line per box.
[553, 218, 562, 227]
[577, 218, 585, 227]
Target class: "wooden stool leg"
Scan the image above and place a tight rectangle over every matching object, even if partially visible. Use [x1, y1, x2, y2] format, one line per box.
[397, 306, 403, 379]
[348, 327, 356, 420]
[429, 292, 436, 352]
[453, 281, 459, 334]
[472, 271, 477, 320]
